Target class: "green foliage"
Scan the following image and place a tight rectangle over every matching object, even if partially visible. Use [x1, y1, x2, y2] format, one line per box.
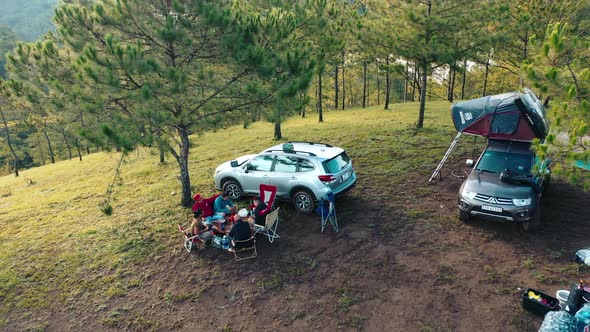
[526, 16, 590, 189]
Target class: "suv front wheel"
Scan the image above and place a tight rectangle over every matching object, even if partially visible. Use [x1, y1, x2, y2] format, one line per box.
[522, 203, 541, 232]
[292, 190, 315, 213]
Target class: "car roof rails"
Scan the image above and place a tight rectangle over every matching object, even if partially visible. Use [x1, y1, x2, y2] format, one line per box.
[287, 141, 333, 148]
[263, 149, 317, 157]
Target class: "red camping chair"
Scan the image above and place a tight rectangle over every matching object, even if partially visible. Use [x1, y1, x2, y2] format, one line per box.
[259, 184, 277, 210]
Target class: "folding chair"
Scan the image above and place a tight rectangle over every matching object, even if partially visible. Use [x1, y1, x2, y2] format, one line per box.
[259, 184, 277, 210]
[315, 192, 338, 233]
[178, 224, 206, 252]
[231, 237, 257, 261]
[254, 207, 281, 243]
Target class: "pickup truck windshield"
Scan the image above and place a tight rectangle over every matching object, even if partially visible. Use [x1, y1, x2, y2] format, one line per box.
[476, 150, 533, 175]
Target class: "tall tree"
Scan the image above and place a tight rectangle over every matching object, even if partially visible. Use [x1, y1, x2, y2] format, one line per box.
[392, 0, 490, 128]
[16, 0, 316, 207]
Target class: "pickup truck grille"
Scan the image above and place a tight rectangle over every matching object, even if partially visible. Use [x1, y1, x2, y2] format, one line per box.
[474, 194, 513, 205]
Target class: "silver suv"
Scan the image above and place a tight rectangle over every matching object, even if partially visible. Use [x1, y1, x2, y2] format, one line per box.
[213, 141, 357, 213]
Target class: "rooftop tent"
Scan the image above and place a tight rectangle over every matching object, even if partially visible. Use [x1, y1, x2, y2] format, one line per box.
[451, 89, 548, 142]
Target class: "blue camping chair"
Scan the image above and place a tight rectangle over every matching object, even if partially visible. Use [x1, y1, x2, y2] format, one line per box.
[315, 192, 338, 233]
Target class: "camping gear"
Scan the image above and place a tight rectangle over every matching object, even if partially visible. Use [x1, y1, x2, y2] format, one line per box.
[429, 88, 548, 183]
[565, 281, 587, 315]
[574, 303, 590, 332]
[522, 288, 559, 316]
[315, 192, 338, 233]
[231, 237, 257, 261]
[211, 235, 223, 249]
[451, 88, 548, 142]
[575, 248, 590, 266]
[538, 310, 576, 332]
[254, 207, 281, 243]
[557, 290, 571, 310]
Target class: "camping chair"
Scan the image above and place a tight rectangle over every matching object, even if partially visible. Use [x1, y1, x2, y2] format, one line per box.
[254, 207, 281, 243]
[259, 184, 277, 209]
[231, 237, 257, 261]
[315, 192, 338, 233]
[178, 224, 207, 253]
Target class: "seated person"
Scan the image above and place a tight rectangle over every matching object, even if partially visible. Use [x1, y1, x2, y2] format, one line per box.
[213, 192, 236, 217]
[228, 208, 253, 252]
[249, 196, 268, 227]
[189, 209, 212, 243]
[191, 194, 204, 213]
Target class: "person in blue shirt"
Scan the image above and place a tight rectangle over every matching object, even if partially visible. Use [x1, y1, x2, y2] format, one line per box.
[213, 192, 236, 217]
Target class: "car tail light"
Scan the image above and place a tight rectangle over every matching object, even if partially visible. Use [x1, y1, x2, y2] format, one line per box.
[318, 175, 336, 184]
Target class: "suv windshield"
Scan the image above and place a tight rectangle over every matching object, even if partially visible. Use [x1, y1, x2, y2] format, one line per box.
[322, 152, 350, 173]
[476, 151, 533, 175]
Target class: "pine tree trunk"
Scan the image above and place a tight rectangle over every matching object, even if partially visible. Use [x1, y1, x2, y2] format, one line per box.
[461, 59, 467, 100]
[1, 110, 19, 176]
[384, 55, 390, 110]
[482, 52, 490, 97]
[318, 71, 323, 122]
[376, 62, 381, 105]
[341, 53, 345, 110]
[274, 105, 282, 140]
[362, 61, 367, 108]
[159, 148, 165, 163]
[43, 127, 55, 164]
[300, 94, 306, 118]
[411, 61, 418, 102]
[170, 125, 193, 207]
[75, 138, 83, 161]
[417, 61, 428, 129]
[334, 63, 339, 110]
[63, 132, 72, 159]
[404, 63, 409, 102]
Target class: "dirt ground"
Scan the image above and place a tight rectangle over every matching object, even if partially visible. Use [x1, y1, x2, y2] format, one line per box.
[44, 158, 590, 332]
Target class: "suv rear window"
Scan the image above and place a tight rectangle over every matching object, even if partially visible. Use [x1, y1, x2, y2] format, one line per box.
[322, 152, 350, 173]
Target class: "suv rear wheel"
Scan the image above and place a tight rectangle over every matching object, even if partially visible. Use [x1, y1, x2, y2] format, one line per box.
[222, 180, 243, 200]
[292, 190, 315, 213]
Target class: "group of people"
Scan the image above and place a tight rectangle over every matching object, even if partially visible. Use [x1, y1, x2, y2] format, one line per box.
[186, 192, 269, 252]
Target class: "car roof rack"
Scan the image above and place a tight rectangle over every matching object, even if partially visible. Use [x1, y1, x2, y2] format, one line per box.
[287, 141, 333, 148]
[263, 149, 317, 157]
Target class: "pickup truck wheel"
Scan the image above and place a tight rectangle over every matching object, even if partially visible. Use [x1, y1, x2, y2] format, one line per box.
[292, 190, 315, 214]
[522, 209, 541, 232]
[459, 210, 470, 222]
[222, 180, 243, 200]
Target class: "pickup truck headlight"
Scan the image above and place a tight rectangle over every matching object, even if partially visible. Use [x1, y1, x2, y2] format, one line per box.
[462, 189, 477, 199]
[513, 198, 531, 207]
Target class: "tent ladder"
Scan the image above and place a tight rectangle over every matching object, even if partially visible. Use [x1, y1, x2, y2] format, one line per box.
[428, 132, 462, 184]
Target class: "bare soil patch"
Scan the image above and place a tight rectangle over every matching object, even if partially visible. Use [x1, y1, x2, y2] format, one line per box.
[27, 158, 590, 332]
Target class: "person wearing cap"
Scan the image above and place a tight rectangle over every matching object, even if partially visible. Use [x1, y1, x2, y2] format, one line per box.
[228, 208, 253, 252]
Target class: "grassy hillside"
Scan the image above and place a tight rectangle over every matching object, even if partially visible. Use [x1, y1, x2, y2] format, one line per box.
[0, 101, 463, 329]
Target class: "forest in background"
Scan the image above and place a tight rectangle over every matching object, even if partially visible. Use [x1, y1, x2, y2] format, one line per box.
[0, 0, 58, 42]
[0, 0, 589, 206]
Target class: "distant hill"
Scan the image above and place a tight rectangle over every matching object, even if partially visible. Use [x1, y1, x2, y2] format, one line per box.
[0, 0, 58, 41]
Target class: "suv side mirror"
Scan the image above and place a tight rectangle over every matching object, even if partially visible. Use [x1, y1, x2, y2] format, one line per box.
[466, 159, 474, 167]
[230, 160, 238, 167]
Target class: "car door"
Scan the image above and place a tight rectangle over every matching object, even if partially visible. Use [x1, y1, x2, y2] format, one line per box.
[269, 155, 299, 198]
[240, 154, 274, 194]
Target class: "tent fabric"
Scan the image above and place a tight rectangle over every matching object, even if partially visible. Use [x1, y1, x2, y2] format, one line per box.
[451, 89, 548, 142]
